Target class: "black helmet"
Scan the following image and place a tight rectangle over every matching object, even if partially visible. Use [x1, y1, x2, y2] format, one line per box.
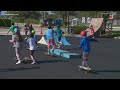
[57, 25, 60, 29]
[12, 22, 14, 25]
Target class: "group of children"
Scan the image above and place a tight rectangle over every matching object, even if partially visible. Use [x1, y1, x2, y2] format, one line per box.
[7, 22, 37, 64]
[6, 22, 98, 71]
[44, 25, 63, 56]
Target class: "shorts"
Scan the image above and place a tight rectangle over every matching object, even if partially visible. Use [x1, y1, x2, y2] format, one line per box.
[12, 35, 16, 41]
[82, 51, 89, 60]
[58, 36, 62, 42]
[30, 50, 35, 56]
[47, 39, 55, 46]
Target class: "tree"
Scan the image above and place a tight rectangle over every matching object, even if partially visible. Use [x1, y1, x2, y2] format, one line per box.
[8, 11, 42, 20]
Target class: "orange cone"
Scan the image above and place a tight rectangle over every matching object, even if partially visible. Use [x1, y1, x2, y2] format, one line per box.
[40, 27, 43, 34]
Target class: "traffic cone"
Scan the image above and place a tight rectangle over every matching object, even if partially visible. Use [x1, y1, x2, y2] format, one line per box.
[40, 27, 43, 34]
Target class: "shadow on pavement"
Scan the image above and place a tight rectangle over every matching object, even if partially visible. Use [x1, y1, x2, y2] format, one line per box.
[95, 70, 120, 73]
[36, 60, 69, 64]
[0, 67, 40, 72]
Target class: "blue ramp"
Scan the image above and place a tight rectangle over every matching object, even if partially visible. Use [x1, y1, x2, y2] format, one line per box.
[50, 49, 81, 59]
[44, 36, 71, 46]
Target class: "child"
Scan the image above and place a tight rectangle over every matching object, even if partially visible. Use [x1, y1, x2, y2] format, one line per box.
[44, 25, 56, 56]
[89, 25, 94, 37]
[13, 31, 24, 64]
[55, 25, 63, 48]
[29, 24, 34, 34]
[7, 22, 16, 47]
[24, 23, 30, 39]
[31, 29, 39, 48]
[79, 30, 98, 70]
[67, 26, 73, 34]
[26, 33, 36, 64]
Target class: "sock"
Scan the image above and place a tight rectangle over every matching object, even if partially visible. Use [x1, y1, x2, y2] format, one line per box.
[48, 49, 50, 54]
[82, 60, 85, 66]
[30, 55, 35, 62]
[52, 49, 54, 54]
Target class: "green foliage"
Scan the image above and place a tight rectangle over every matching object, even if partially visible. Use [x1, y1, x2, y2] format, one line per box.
[0, 19, 11, 27]
[32, 20, 39, 24]
[72, 25, 88, 34]
[100, 31, 120, 38]
[24, 19, 39, 24]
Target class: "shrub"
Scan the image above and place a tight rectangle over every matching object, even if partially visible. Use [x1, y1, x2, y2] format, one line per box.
[0, 19, 11, 27]
[72, 25, 88, 34]
[24, 19, 39, 24]
[32, 20, 39, 24]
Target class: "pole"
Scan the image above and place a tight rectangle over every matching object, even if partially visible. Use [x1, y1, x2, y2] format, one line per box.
[67, 11, 69, 34]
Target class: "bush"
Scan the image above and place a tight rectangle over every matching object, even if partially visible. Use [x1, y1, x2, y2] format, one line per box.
[100, 32, 120, 38]
[33, 20, 39, 24]
[24, 19, 39, 24]
[0, 19, 11, 27]
[72, 25, 88, 34]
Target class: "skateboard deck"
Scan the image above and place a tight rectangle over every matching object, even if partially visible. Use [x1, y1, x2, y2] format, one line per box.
[78, 66, 98, 74]
[78, 66, 92, 72]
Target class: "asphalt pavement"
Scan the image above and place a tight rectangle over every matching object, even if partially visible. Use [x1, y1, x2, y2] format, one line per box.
[0, 35, 120, 79]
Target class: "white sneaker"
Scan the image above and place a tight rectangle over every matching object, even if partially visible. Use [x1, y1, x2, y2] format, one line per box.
[16, 60, 21, 64]
[13, 45, 16, 47]
[25, 37, 27, 40]
[31, 61, 36, 64]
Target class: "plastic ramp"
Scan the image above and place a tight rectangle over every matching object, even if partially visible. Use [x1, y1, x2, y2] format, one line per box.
[38, 36, 71, 46]
[49, 49, 81, 59]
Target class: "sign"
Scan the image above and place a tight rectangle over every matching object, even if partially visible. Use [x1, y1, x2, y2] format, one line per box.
[82, 17, 85, 23]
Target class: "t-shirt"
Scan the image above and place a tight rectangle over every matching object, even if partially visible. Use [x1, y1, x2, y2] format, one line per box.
[26, 38, 36, 50]
[44, 29, 56, 40]
[25, 26, 29, 31]
[55, 29, 62, 37]
[89, 27, 94, 33]
[14, 26, 20, 33]
[9, 25, 16, 35]
[80, 36, 97, 52]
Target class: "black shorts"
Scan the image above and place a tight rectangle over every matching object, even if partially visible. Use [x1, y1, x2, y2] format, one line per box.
[58, 36, 62, 42]
[30, 50, 35, 56]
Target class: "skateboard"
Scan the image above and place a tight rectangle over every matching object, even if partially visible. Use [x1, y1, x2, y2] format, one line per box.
[78, 66, 92, 72]
[78, 66, 98, 74]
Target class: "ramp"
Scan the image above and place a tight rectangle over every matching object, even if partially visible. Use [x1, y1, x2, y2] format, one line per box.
[86, 18, 104, 37]
[50, 49, 81, 59]
[37, 36, 48, 45]
[38, 36, 71, 46]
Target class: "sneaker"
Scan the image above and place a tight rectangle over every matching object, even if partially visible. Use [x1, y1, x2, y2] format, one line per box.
[9, 40, 12, 42]
[16, 60, 21, 64]
[31, 61, 36, 64]
[47, 53, 51, 56]
[13, 45, 16, 47]
[57, 46, 60, 48]
[25, 37, 27, 40]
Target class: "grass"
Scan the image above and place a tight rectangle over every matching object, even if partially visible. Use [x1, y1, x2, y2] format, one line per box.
[113, 25, 120, 27]
[100, 31, 120, 38]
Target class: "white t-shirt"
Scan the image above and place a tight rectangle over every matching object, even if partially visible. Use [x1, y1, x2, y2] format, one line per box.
[27, 38, 36, 50]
